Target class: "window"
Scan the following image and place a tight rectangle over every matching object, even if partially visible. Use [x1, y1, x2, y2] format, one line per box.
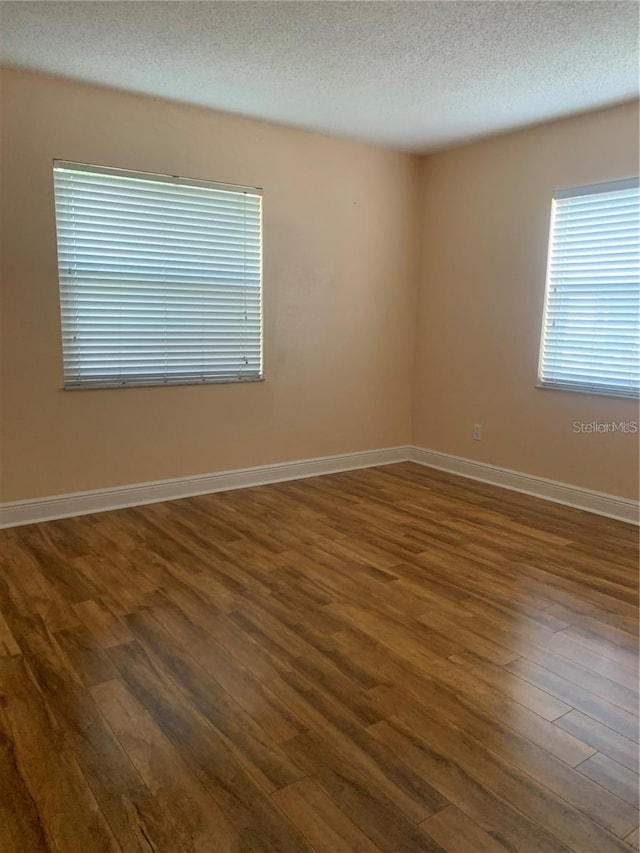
[538, 177, 639, 399]
[53, 161, 262, 389]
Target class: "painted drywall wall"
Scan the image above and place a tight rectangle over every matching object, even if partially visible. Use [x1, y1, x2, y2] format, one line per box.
[1, 69, 637, 506]
[0, 68, 419, 501]
[413, 101, 640, 501]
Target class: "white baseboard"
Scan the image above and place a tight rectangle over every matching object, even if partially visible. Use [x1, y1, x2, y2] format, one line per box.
[1, 444, 637, 528]
[0, 446, 410, 529]
[409, 446, 639, 526]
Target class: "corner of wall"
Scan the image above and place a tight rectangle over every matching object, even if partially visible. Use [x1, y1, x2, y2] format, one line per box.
[408, 153, 429, 446]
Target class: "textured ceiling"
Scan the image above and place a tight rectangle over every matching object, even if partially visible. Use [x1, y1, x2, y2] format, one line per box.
[0, 1, 637, 152]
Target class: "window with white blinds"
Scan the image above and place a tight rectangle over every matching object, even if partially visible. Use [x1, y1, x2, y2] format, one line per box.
[538, 177, 639, 399]
[53, 161, 263, 389]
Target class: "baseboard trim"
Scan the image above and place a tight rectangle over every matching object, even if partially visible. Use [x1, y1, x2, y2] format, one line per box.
[0, 446, 410, 529]
[2, 444, 636, 528]
[409, 446, 639, 526]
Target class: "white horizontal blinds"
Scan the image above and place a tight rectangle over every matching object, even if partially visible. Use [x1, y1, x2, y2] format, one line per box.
[539, 177, 640, 398]
[53, 162, 262, 389]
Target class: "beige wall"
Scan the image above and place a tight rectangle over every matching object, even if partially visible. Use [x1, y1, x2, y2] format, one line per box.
[1, 70, 638, 505]
[413, 102, 640, 500]
[0, 69, 419, 501]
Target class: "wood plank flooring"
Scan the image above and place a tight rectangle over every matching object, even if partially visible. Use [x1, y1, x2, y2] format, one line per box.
[0, 462, 638, 852]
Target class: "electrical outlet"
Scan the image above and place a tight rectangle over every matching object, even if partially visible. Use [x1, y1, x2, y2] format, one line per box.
[473, 423, 482, 440]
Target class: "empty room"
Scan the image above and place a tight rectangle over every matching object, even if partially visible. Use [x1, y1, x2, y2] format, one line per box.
[0, 1, 638, 851]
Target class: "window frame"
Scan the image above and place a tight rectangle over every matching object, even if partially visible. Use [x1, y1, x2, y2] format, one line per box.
[52, 160, 264, 391]
[536, 176, 640, 400]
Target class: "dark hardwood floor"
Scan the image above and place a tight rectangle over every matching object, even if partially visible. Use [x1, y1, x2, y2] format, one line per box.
[0, 462, 638, 852]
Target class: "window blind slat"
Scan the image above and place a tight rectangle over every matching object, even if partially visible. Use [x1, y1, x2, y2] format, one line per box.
[538, 178, 640, 398]
[56, 215, 261, 239]
[54, 162, 263, 389]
